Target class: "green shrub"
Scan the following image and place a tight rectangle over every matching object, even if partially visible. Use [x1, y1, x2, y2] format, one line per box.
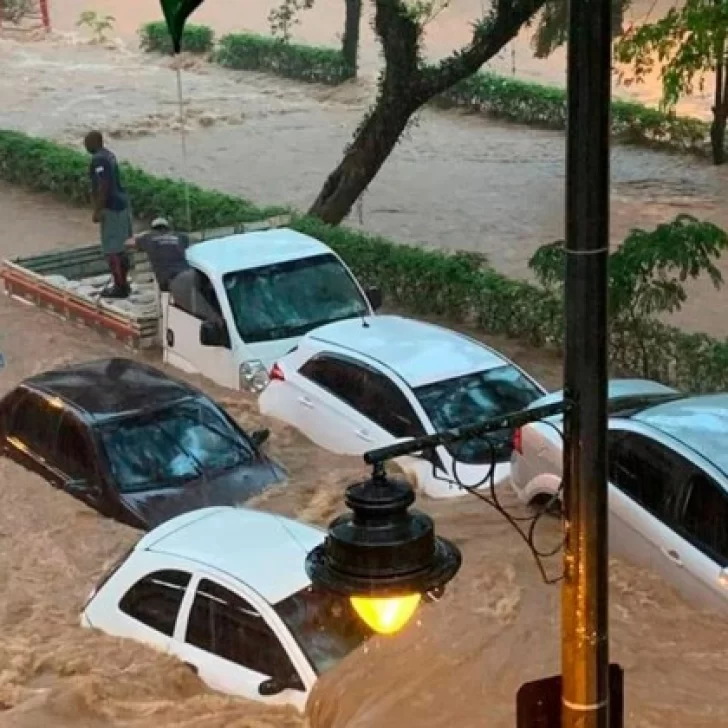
[214, 32, 354, 86]
[0, 129, 726, 392]
[436, 72, 710, 156]
[139, 21, 215, 55]
[0, 131, 285, 229]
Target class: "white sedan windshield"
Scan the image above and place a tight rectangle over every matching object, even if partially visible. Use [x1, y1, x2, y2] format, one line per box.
[414, 365, 544, 464]
[275, 587, 372, 675]
[223, 253, 369, 344]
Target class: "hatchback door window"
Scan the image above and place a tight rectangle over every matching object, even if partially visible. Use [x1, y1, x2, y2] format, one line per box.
[680, 471, 728, 566]
[56, 413, 95, 480]
[119, 569, 191, 637]
[7, 391, 62, 459]
[607, 431, 687, 523]
[186, 579, 303, 687]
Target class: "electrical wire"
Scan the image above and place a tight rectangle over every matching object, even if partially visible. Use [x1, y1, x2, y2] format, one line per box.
[421, 416, 567, 585]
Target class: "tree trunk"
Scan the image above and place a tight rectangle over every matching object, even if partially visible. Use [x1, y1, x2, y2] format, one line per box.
[711, 48, 728, 165]
[711, 114, 727, 165]
[308, 98, 415, 224]
[342, 0, 362, 76]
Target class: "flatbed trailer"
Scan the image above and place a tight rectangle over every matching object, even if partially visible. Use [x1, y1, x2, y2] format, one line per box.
[0, 215, 292, 351]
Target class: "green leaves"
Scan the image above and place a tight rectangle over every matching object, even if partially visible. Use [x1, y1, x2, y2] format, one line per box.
[614, 0, 728, 110]
[214, 33, 354, 85]
[159, 0, 206, 54]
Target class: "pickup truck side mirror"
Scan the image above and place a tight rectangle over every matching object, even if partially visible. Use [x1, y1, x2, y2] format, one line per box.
[365, 286, 383, 311]
[200, 319, 230, 348]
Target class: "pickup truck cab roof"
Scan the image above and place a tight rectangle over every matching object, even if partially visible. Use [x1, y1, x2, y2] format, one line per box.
[187, 228, 331, 279]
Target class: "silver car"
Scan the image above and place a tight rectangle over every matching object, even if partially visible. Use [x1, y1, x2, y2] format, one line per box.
[511, 379, 728, 614]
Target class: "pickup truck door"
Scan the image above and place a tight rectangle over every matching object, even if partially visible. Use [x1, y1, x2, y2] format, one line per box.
[164, 274, 238, 389]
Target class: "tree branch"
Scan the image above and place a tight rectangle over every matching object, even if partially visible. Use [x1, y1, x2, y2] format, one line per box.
[415, 0, 547, 98]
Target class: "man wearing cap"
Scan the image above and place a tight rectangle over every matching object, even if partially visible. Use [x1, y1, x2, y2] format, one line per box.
[126, 217, 191, 292]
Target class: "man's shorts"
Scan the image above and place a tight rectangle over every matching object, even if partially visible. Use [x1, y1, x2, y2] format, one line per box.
[100, 207, 133, 255]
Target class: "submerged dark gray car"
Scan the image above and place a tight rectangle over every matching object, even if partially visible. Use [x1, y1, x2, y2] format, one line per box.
[0, 357, 285, 529]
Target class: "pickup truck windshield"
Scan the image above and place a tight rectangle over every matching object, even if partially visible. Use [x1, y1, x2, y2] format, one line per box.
[223, 253, 369, 344]
[99, 398, 255, 493]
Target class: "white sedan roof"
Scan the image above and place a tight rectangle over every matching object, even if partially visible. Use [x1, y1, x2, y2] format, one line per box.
[308, 314, 507, 388]
[186, 228, 331, 278]
[135, 506, 325, 605]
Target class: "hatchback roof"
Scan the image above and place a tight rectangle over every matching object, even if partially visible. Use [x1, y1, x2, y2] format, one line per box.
[634, 393, 728, 476]
[307, 315, 507, 387]
[23, 358, 195, 419]
[187, 228, 331, 278]
[138, 506, 325, 604]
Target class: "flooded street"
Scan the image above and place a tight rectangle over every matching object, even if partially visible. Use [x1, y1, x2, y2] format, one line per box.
[3, 6, 728, 726]
[2, 36, 728, 337]
[1, 188, 728, 727]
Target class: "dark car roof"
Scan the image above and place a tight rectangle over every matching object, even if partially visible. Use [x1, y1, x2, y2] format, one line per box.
[23, 358, 197, 420]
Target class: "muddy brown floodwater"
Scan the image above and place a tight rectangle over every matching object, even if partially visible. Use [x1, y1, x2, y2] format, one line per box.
[3, 13, 728, 727]
[3, 36, 728, 338]
[2, 190, 728, 728]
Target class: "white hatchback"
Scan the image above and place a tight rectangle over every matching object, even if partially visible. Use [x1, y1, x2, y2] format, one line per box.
[80, 506, 372, 711]
[259, 315, 546, 498]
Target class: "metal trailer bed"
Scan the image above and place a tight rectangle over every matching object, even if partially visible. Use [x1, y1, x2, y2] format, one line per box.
[0, 215, 292, 350]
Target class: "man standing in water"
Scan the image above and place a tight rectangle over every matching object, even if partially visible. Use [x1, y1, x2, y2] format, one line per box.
[84, 130, 133, 299]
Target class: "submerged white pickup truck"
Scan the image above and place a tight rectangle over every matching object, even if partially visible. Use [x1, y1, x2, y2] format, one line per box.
[1, 218, 382, 393]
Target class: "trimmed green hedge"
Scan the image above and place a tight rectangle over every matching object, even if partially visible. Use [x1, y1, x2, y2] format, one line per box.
[139, 21, 215, 55]
[436, 72, 710, 157]
[0, 129, 726, 392]
[213, 33, 354, 86]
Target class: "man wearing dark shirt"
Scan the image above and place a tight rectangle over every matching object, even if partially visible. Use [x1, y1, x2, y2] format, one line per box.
[84, 130, 133, 299]
[126, 217, 191, 292]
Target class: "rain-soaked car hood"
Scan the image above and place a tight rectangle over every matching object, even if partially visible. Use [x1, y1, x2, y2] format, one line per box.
[119, 459, 286, 529]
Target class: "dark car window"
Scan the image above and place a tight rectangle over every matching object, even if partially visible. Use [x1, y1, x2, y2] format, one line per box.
[0, 389, 27, 434]
[680, 472, 728, 566]
[98, 397, 255, 493]
[186, 578, 303, 687]
[56, 412, 95, 480]
[170, 269, 223, 321]
[300, 355, 425, 439]
[607, 431, 688, 522]
[6, 390, 63, 459]
[119, 569, 191, 637]
[414, 365, 544, 464]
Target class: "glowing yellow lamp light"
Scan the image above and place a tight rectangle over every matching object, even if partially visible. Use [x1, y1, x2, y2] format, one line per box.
[350, 593, 422, 635]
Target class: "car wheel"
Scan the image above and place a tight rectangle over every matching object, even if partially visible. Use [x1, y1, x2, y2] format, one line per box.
[529, 492, 562, 518]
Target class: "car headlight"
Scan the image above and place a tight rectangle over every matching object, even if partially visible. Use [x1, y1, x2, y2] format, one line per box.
[239, 359, 269, 393]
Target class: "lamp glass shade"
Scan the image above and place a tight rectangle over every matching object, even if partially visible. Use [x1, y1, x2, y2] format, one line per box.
[350, 593, 422, 635]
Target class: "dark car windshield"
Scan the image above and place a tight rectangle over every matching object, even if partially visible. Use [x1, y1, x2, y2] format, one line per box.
[275, 587, 372, 676]
[99, 397, 255, 493]
[223, 253, 369, 344]
[414, 365, 544, 464]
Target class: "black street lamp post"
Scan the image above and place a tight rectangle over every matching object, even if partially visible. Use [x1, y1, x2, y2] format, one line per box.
[561, 0, 613, 723]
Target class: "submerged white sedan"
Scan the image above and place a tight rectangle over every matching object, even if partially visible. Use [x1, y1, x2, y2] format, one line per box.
[511, 380, 728, 614]
[259, 315, 547, 498]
